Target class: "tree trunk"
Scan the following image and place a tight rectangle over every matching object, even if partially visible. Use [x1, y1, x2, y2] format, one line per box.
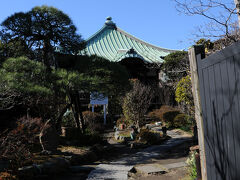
[68, 92, 81, 133]
[55, 103, 71, 130]
[43, 39, 51, 69]
[39, 119, 51, 152]
[67, 91, 87, 134]
[76, 92, 86, 134]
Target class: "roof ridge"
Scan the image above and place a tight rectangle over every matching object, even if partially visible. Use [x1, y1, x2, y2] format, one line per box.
[83, 18, 177, 63]
[86, 24, 176, 52]
[116, 27, 176, 52]
[86, 25, 108, 42]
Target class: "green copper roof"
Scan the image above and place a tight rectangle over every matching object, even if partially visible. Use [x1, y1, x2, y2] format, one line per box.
[81, 17, 175, 63]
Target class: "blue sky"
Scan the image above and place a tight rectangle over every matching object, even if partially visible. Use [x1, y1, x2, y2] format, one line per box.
[0, 0, 232, 50]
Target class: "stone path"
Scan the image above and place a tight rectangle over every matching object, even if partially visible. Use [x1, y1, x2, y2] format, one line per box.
[87, 130, 190, 180]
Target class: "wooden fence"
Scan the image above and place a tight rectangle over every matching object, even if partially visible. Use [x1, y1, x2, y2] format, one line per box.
[189, 42, 240, 180]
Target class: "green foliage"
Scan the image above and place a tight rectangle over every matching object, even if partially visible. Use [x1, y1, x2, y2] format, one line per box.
[122, 80, 153, 128]
[58, 54, 130, 96]
[147, 105, 178, 123]
[82, 111, 104, 134]
[162, 111, 180, 128]
[163, 51, 188, 67]
[162, 51, 189, 83]
[116, 116, 130, 127]
[195, 38, 214, 53]
[175, 75, 193, 105]
[62, 110, 75, 127]
[148, 106, 193, 130]
[0, 38, 32, 64]
[173, 113, 193, 132]
[0, 56, 53, 95]
[137, 129, 162, 145]
[175, 75, 194, 117]
[0, 56, 60, 117]
[0, 5, 85, 66]
[108, 96, 123, 118]
[54, 68, 94, 94]
[186, 151, 198, 179]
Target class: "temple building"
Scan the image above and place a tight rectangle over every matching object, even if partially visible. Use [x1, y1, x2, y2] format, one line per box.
[81, 17, 175, 83]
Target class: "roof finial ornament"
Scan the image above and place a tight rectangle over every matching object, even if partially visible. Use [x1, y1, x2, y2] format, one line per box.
[105, 16, 116, 28]
[106, 16, 112, 21]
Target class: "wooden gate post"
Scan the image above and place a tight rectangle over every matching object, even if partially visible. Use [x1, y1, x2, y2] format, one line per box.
[188, 45, 207, 180]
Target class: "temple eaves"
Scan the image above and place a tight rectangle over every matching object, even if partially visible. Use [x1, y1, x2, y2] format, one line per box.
[81, 17, 176, 63]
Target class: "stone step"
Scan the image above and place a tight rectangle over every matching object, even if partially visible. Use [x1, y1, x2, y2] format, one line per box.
[135, 164, 167, 175]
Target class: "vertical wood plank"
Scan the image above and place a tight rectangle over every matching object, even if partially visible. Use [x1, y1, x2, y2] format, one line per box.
[208, 66, 221, 180]
[233, 54, 240, 178]
[213, 63, 227, 179]
[203, 67, 215, 180]
[226, 57, 237, 178]
[188, 46, 207, 180]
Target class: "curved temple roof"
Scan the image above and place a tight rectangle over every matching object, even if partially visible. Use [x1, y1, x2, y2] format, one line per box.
[81, 17, 175, 64]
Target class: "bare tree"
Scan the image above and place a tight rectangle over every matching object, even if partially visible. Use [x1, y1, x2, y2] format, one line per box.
[174, 0, 239, 43]
[122, 80, 153, 129]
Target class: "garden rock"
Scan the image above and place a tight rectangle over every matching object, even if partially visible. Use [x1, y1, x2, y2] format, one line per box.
[41, 157, 70, 175]
[40, 125, 59, 152]
[114, 131, 120, 140]
[18, 164, 42, 178]
[18, 157, 70, 178]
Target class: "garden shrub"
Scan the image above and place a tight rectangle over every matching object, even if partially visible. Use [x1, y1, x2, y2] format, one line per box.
[162, 111, 180, 128]
[137, 129, 159, 145]
[174, 113, 193, 132]
[186, 151, 197, 180]
[174, 113, 188, 127]
[122, 79, 152, 129]
[147, 105, 178, 123]
[0, 172, 17, 180]
[0, 116, 45, 171]
[175, 75, 195, 117]
[62, 110, 75, 127]
[116, 116, 130, 128]
[82, 111, 103, 134]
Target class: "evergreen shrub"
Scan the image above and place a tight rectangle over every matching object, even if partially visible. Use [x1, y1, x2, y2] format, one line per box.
[174, 114, 193, 132]
[173, 113, 189, 127]
[62, 111, 75, 127]
[163, 111, 180, 128]
[82, 111, 103, 134]
[147, 105, 178, 122]
[116, 116, 129, 128]
[137, 129, 160, 145]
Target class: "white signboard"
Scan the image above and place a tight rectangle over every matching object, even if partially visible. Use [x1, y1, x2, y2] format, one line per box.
[90, 93, 108, 105]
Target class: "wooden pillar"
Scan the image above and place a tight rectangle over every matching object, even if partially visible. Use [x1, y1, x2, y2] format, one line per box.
[188, 45, 207, 180]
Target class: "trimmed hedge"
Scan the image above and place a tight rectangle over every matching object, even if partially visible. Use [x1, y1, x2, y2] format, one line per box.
[163, 111, 180, 128]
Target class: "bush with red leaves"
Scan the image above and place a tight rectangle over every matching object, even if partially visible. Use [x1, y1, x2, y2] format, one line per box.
[0, 117, 45, 171]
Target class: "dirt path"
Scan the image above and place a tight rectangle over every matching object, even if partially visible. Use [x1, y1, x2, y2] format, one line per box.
[129, 139, 193, 180]
[87, 130, 193, 180]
